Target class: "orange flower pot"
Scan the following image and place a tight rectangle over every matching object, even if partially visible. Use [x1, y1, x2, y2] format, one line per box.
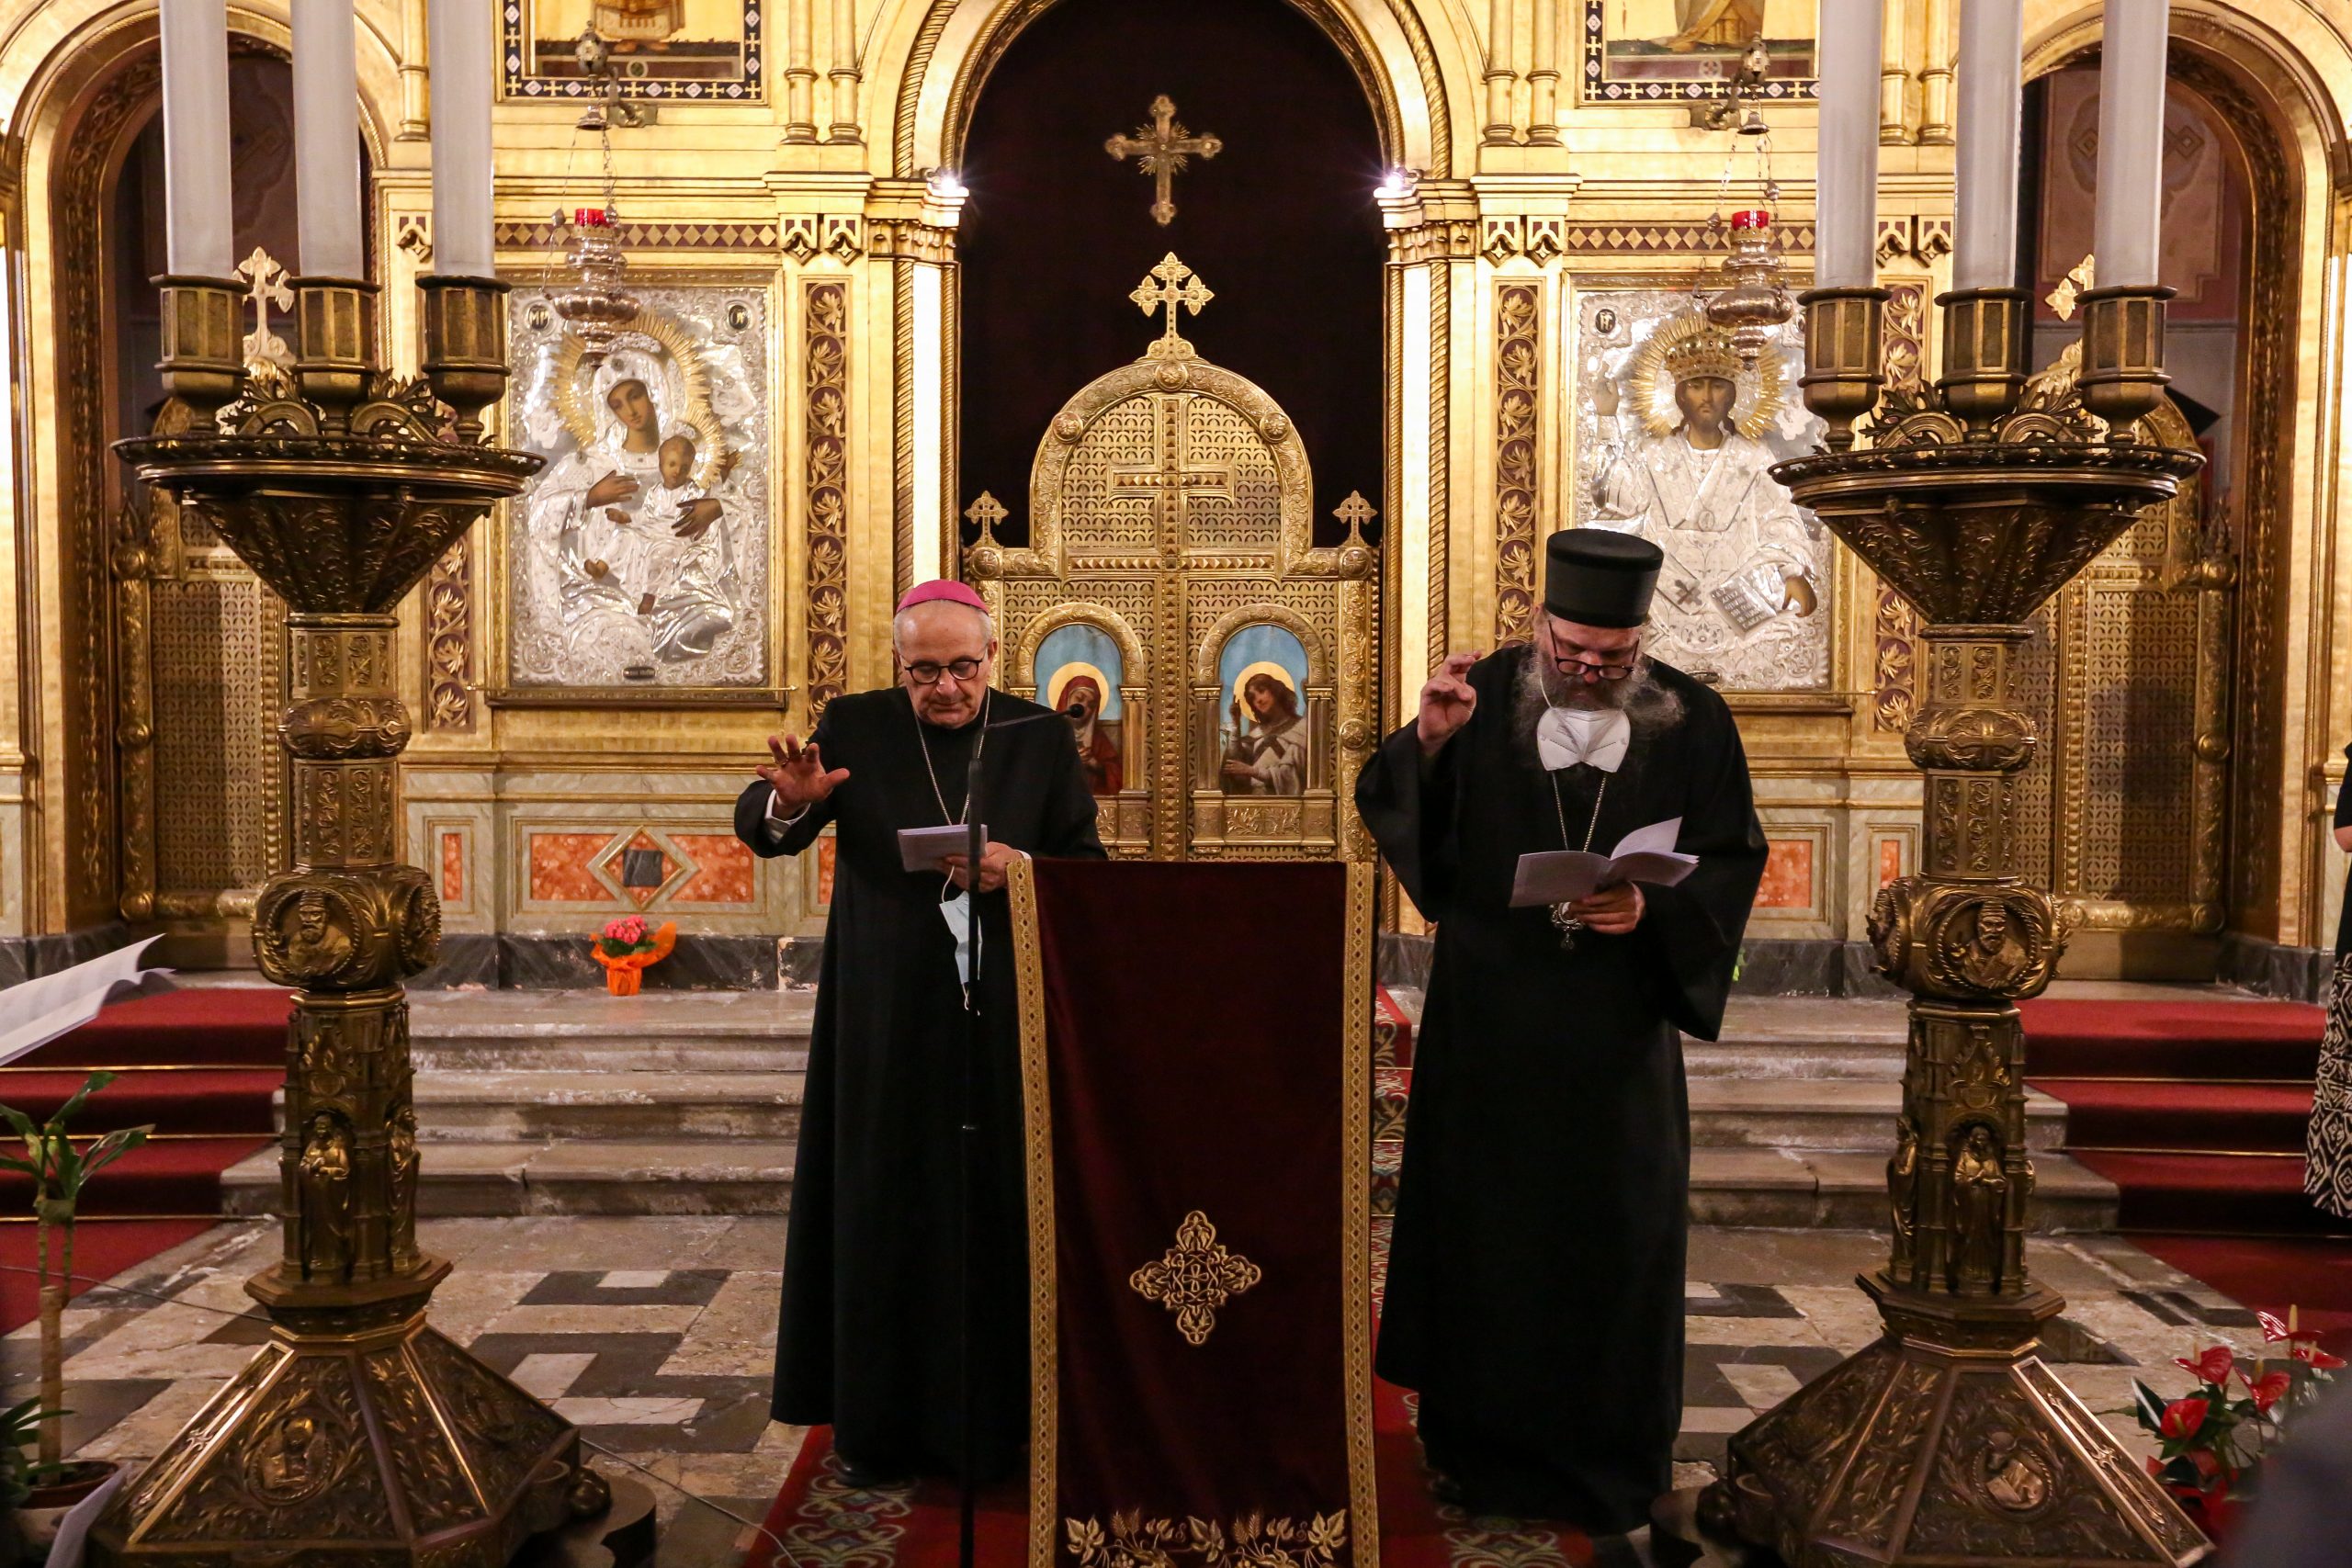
[592, 921, 675, 997]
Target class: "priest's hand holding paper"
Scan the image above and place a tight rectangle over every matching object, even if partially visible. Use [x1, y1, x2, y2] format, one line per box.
[759, 732, 851, 817]
[939, 841, 1023, 895]
[1566, 881, 1644, 935]
[1418, 649, 1484, 756]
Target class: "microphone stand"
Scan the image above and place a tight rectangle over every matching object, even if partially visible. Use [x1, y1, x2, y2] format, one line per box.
[956, 697, 1083, 1568]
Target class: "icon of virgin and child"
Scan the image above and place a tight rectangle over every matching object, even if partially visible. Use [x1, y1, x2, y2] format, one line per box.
[523, 344, 753, 676]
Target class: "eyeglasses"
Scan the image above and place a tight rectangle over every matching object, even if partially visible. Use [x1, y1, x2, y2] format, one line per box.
[904, 657, 986, 686]
[1547, 651, 1639, 682]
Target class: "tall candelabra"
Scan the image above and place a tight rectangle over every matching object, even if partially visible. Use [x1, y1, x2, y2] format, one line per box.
[1699, 283, 2211, 1565]
[96, 273, 603, 1562]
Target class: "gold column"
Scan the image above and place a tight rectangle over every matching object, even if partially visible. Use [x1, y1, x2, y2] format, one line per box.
[1917, 0, 1956, 145]
[1483, 0, 1517, 144]
[96, 277, 604, 1562]
[1700, 288, 2210, 1562]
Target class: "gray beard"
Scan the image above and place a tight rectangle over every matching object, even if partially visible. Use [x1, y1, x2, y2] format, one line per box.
[1511, 648, 1685, 765]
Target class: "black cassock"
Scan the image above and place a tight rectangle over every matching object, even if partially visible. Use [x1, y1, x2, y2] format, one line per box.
[1356, 645, 1765, 1531]
[735, 685, 1105, 1477]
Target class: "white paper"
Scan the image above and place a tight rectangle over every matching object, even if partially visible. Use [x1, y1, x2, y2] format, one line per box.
[899, 824, 988, 874]
[1510, 819, 1697, 908]
[0, 937, 174, 1066]
[41, 1465, 125, 1568]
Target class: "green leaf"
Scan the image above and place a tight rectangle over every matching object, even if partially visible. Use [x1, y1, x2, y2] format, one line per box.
[2132, 1381, 2169, 1432]
[49, 1072, 115, 1129]
[0, 1108, 36, 1144]
[72, 1125, 153, 1190]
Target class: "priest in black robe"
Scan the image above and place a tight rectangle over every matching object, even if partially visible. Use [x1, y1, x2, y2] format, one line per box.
[1358, 529, 1766, 1532]
[735, 579, 1106, 1484]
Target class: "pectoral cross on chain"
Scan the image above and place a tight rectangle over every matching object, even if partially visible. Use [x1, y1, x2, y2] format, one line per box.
[1105, 96, 1223, 227]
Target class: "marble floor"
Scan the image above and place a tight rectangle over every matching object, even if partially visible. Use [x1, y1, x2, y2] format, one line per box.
[4, 1216, 2276, 1567]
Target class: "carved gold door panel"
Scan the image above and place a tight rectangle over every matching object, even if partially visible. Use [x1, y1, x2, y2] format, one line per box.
[2009, 397, 2232, 974]
[117, 487, 292, 927]
[970, 255, 1377, 861]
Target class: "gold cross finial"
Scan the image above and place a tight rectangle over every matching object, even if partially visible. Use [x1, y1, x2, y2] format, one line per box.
[1128, 1210, 1261, 1346]
[1105, 95, 1223, 226]
[1131, 254, 1213, 360]
[236, 247, 295, 369]
[1333, 491, 1376, 538]
[964, 491, 1008, 539]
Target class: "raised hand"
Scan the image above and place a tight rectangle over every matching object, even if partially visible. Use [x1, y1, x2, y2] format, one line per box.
[757, 733, 850, 815]
[1418, 650, 1483, 756]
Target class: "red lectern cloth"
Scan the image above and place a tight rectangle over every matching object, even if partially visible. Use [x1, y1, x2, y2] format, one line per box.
[1010, 859, 1379, 1568]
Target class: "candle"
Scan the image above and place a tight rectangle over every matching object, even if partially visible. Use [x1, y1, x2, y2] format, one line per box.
[1815, 0, 1884, 289]
[1952, 0, 2025, 291]
[2094, 0, 2171, 288]
[428, 0, 497, 277]
[292, 0, 365, 278]
[158, 0, 234, 277]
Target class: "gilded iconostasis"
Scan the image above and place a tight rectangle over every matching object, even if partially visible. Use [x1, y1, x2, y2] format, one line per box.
[0, 0, 2346, 989]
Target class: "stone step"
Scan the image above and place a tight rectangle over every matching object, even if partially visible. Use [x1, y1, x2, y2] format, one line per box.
[220, 1139, 803, 1218]
[1683, 1079, 2069, 1153]
[277, 1072, 810, 1141]
[405, 990, 814, 1072]
[1370, 1143, 2115, 1234]
[1683, 1148, 2119, 1234]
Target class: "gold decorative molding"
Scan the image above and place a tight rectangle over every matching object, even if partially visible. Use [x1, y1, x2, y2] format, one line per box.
[1491, 280, 1540, 645]
[1066, 1511, 1347, 1568]
[423, 534, 474, 733]
[866, 218, 956, 264]
[781, 214, 865, 265]
[1129, 1210, 1262, 1347]
[1388, 219, 1476, 265]
[804, 279, 852, 716]
[492, 220, 782, 253]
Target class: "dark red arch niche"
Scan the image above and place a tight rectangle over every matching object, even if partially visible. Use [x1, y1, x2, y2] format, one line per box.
[954, 0, 1389, 548]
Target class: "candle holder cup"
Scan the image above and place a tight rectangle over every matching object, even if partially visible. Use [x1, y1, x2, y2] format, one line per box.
[2077, 284, 2174, 442]
[1795, 286, 1887, 451]
[1934, 287, 2029, 438]
[154, 276, 247, 412]
[96, 278, 611, 1564]
[1685, 275, 2211, 1568]
[293, 277, 379, 433]
[418, 276, 513, 442]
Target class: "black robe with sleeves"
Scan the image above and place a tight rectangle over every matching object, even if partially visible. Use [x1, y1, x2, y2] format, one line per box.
[1355, 645, 1766, 1531]
[735, 685, 1106, 1476]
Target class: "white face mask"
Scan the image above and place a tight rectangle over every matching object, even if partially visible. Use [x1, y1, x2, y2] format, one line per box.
[1535, 706, 1631, 773]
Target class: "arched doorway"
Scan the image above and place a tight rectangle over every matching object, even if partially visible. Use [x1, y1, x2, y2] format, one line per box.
[2008, 39, 2289, 976]
[18, 19, 377, 955]
[950, 0, 1391, 860]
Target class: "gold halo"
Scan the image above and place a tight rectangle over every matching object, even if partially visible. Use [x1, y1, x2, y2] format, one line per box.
[1230, 660, 1301, 715]
[1046, 661, 1114, 714]
[1623, 310, 1787, 441]
[551, 310, 731, 484]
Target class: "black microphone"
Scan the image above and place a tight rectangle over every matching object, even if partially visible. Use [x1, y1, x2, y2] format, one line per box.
[983, 699, 1088, 729]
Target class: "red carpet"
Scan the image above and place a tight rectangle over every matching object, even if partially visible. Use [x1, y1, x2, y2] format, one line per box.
[2128, 1233, 2352, 1359]
[0, 986, 285, 1331]
[2019, 998, 2344, 1237]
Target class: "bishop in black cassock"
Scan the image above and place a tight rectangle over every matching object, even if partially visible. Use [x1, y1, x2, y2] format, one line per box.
[1357, 529, 1766, 1532]
[735, 580, 1105, 1483]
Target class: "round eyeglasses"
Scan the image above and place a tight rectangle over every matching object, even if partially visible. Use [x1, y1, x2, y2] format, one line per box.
[904, 657, 986, 686]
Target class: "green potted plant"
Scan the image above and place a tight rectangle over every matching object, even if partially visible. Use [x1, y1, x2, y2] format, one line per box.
[0, 1072, 152, 1532]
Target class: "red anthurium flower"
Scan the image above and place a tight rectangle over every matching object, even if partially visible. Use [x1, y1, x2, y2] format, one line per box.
[2189, 1449, 2224, 1484]
[2161, 1396, 2210, 1440]
[2175, 1348, 2234, 1385]
[2290, 1344, 2346, 1370]
[2144, 1455, 2164, 1478]
[2258, 1310, 2294, 1344]
[2242, 1370, 2292, 1414]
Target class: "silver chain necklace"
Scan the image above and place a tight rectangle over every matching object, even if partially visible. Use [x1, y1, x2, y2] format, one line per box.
[910, 688, 989, 828]
[1548, 770, 1609, 951]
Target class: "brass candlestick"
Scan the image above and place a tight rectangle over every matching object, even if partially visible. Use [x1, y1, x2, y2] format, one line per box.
[97, 277, 605, 1563]
[1699, 283, 2209, 1565]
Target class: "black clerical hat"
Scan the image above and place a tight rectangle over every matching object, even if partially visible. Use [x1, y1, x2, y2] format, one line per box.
[1544, 529, 1661, 628]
